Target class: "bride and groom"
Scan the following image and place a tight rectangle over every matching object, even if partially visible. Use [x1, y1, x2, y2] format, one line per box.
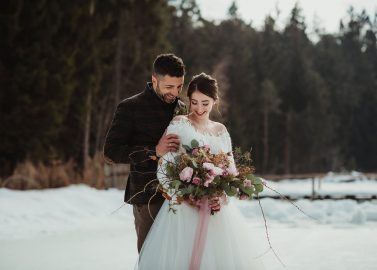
[104, 54, 264, 269]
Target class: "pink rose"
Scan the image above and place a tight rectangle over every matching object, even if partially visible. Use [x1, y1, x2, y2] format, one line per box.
[192, 176, 201, 185]
[243, 179, 252, 187]
[192, 148, 199, 157]
[179, 167, 193, 182]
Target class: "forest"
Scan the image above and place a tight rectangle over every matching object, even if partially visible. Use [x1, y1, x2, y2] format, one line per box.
[1, 0, 376, 188]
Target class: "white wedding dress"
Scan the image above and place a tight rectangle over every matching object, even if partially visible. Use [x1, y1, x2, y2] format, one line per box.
[135, 117, 265, 270]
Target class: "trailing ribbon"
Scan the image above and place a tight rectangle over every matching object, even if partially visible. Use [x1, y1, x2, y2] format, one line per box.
[189, 197, 210, 270]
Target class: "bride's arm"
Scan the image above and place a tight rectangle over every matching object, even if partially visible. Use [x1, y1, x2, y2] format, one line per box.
[221, 125, 237, 205]
[156, 117, 186, 187]
[155, 118, 183, 158]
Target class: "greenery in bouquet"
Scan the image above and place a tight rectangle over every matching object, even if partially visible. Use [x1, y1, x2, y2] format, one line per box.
[158, 139, 264, 213]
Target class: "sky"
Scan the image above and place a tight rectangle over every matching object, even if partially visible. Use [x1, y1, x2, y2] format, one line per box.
[196, 0, 377, 34]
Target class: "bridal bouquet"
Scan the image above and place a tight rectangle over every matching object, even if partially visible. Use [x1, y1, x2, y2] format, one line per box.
[158, 139, 264, 213]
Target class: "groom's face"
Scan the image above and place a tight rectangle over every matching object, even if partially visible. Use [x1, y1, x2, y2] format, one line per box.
[152, 74, 184, 104]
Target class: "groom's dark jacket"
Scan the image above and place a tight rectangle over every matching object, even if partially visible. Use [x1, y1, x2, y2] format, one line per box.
[103, 83, 186, 205]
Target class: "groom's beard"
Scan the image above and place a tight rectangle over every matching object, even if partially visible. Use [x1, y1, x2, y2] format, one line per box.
[155, 84, 176, 104]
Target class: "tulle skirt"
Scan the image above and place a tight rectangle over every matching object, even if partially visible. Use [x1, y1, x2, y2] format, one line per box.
[135, 199, 265, 270]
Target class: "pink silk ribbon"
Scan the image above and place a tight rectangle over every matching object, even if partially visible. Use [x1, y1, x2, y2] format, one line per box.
[189, 197, 210, 270]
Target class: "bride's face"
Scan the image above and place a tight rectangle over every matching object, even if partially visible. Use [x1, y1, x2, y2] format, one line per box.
[189, 90, 215, 119]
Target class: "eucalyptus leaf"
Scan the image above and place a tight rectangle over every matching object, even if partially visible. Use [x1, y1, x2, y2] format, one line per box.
[225, 186, 237, 196]
[172, 180, 181, 190]
[253, 177, 262, 185]
[239, 185, 253, 197]
[183, 145, 192, 152]
[187, 185, 195, 193]
[191, 160, 198, 168]
[254, 183, 263, 193]
[221, 182, 230, 192]
[191, 139, 199, 148]
[166, 165, 174, 177]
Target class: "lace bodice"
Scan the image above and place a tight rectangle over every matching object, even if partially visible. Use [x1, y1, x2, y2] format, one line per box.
[157, 117, 235, 188]
[165, 117, 232, 154]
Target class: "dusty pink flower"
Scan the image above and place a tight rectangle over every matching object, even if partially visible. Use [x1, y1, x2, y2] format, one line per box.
[203, 162, 223, 176]
[239, 194, 249, 200]
[179, 167, 193, 182]
[192, 176, 201, 185]
[204, 173, 215, 187]
[203, 162, 215, 171]
[211, 166, 224, 176]
[243, 179, 252, 187]
[222, 170, 230, 177]
[227, 162, 239, 176]
[203, 144, 210, 152]
[192, 148, 199, 157]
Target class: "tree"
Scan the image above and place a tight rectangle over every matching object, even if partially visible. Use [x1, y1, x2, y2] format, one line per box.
[259, 79, 281, 172]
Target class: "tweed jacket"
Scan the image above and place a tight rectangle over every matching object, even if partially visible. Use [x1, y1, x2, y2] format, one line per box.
[103, 83, 186, 204]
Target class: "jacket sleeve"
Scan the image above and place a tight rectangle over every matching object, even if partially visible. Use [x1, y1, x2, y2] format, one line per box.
[103, 101, 155, 165]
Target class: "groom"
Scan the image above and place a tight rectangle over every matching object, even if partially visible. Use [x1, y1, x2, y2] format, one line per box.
[103, 53, 186, 252]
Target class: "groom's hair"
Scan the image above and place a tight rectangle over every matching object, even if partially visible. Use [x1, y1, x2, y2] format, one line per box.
[153, 53, 185, 77]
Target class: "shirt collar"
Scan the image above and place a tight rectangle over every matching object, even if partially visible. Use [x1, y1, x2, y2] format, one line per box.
[145, 82, 180, 106]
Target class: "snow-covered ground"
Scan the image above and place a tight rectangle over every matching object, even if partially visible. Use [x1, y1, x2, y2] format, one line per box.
[262, 171, 377, 199]
[1, 172, 377, 270]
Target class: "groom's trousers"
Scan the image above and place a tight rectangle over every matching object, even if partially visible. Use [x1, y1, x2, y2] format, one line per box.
[133, 200, 164, 253]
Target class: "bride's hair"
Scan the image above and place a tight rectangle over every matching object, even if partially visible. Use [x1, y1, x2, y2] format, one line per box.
[187, 73, 218, 101]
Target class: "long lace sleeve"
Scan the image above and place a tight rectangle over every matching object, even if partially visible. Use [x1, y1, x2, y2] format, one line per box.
[223, 129, 238, 177]
[224, 130, 232, 154]
[156, 117, 187, 189]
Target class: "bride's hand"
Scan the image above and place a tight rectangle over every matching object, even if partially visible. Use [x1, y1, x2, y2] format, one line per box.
[208, 196, 221, 212]
[208, 193, 228, 213]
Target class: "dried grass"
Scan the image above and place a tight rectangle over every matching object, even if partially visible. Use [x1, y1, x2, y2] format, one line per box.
[1, 152, 108, 190]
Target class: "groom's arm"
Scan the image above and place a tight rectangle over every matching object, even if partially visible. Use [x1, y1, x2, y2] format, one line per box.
[103, 101, 155, 165]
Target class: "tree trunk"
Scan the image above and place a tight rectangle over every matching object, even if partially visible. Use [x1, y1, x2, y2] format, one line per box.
[262, 108, 269, 173]
[83, 90, 92, 170]
[284, 111, 291, 174]
[95, 114, 103, 152]
[114, 10, 125, 106]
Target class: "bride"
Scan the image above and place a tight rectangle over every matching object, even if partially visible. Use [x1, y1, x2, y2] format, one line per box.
[136, 73, 265, 270]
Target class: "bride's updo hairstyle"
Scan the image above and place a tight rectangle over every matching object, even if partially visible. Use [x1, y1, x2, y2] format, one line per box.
[187, 73, 219, 101]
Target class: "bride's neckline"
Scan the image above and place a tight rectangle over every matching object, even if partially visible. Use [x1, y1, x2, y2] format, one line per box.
[172, 115, 227, 137]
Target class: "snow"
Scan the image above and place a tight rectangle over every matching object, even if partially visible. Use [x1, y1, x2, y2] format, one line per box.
[261, 171, 377, 199]
[1, 173, 377, 270]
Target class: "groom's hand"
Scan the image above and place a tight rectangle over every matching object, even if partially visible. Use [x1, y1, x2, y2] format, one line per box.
[156, 133, 180, 157]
